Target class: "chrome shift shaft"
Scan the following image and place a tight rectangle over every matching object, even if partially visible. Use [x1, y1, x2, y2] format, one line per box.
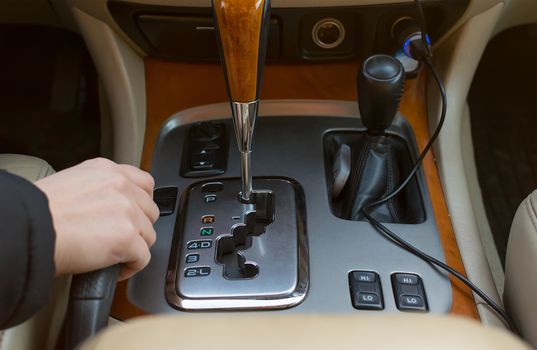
[231, 101, 258, 201]
[212, 0, 270, 202]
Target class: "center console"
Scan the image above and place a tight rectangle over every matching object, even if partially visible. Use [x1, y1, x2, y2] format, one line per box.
[95, 0, 478, 320]
[129, 102, 451, 314]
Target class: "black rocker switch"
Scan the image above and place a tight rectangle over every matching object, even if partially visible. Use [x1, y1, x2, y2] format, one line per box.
[191, 150, 215, 170]
[349, 271, 384, 310]
[154, 187, 178, 216]
[181, 122, 229, 178]
[392, 273, 428, 312]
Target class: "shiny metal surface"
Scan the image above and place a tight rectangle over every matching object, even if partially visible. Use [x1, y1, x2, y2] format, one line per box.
[240, 151, 253, 201]
[312, 18, 346, 49]
[231, 101, 259, 201]
[166, 178, 309, 310]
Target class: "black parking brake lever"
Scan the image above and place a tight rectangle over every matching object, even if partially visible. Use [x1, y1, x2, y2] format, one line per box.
[58, 265, 120, 350]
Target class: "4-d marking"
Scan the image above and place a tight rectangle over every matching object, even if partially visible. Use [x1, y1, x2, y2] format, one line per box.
[187, 240, 213, 250]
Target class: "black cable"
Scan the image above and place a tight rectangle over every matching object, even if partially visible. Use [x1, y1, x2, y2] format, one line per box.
[364, 57, 518, 333]
[415, 0, 433, 58]
[365, 56, 443, 209]
[362, 0, 519, 333]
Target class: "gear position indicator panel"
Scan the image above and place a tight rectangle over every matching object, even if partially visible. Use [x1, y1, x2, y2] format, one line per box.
[166, 178, 309, 311]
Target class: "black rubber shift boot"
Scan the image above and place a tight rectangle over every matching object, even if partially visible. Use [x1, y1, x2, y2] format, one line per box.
[341, 134, 423, 223]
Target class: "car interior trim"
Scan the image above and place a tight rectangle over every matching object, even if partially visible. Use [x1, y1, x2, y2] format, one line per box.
[73, 9, 146, 165]
[428, 2, 506, 327]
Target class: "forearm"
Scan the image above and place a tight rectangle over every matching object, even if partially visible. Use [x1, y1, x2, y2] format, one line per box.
[0, 170, 56, 329]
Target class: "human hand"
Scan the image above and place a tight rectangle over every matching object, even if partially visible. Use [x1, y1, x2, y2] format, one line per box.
[35, 158, 160, 281]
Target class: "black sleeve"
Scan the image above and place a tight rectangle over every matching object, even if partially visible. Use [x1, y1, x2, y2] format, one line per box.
[0, 170, 56, 330]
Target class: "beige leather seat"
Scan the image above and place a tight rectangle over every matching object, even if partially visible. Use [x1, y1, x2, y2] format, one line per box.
[80, 314, 530, 350]
[0, 154, 68, 350]
[505, 190, 537, 348]
[0, 154, 55, 181]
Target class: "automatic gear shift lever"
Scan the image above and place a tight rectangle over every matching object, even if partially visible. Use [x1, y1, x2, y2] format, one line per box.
[166, 0, 306, 309]
[212, 0, 271, 202]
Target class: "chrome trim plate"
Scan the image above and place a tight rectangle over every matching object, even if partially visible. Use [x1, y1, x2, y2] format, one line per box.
[166, 178, 309, 310]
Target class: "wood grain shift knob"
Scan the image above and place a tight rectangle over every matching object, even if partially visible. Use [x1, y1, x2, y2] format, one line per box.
[212, 0, 271, 103]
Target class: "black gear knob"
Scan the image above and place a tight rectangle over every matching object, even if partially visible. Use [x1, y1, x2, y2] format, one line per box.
[358, 54, 405, 135]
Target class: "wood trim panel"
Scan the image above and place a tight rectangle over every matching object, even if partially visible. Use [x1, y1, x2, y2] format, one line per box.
[213, 0, 269, 102]
[111, 57, 479, 320]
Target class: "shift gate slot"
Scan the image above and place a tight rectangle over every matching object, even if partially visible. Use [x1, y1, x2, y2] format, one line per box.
[216, 191, 275, 279]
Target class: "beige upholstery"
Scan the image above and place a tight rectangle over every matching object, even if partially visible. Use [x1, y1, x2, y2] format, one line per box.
[81, 314, 529, 350]
[505, 190, 537, 348]
[431, 3, 507, 327]
[0, 154, 54, 181]
[0, 154, 69, 350]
